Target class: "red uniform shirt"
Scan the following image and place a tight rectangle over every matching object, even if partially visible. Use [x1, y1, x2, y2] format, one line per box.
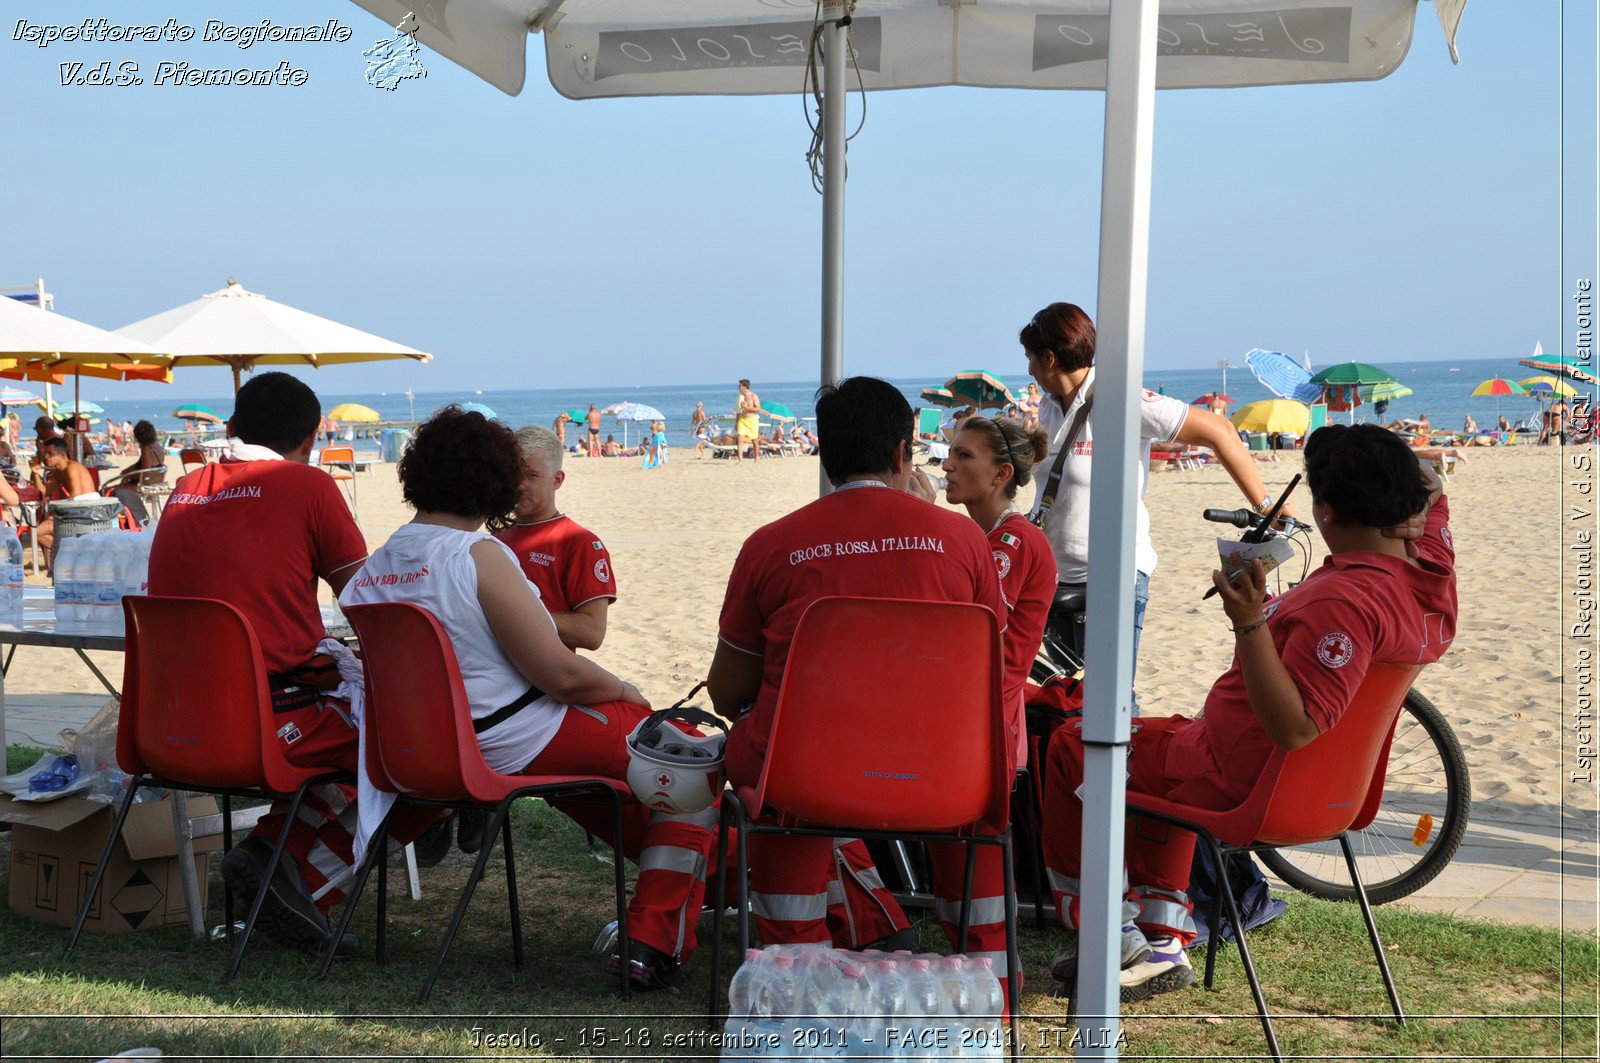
[1168, 498, 1458, 808]
[148, 459, 368, 677]
[988, 512, 1058, 769]
[494, 514, 617, 613]
[719, 481, 1007, 764]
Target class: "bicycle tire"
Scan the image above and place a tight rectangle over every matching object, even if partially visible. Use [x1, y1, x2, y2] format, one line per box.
[1258, 689, 1471, 905]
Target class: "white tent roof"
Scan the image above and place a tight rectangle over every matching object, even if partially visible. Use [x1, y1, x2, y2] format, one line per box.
[349, 0, 1465, 98]
[115, 279, 432, 369]
[0, 295, 168, 363]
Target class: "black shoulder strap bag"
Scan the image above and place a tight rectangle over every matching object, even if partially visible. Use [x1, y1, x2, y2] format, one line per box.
[1030, 387, 1094, 529]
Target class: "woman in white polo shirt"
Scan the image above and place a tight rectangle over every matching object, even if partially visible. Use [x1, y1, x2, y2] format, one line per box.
[1020, 302, 1291, 679]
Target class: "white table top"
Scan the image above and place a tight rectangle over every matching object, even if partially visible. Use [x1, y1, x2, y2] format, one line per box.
[0, 586, 352, 649]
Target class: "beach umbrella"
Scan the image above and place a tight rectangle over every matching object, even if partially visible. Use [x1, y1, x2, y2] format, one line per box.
[116, 278, 433, 393]
[1231, 399, 1311, 435]
[0, 386, 40, 405]
[0, 295, 173, 419]
[1191, 392, 1233, 407]
[173, 403, 223, 423]
[1245, 348, 1321, 405]
[919, 386, 961, 409]
[760, 400, 796, 421]
[1471, 377, 1528, 420]
[1360, 380, 1415, 402]
[328, 402, 382, 423]
[458, 401, 499, 419]
[351, 0, 1473, 1038]
[1519, 375, 1578, 399]
[609, 401, 666, 448]
[1310, 363, 1396, 423]
[944, 370, 1015, 409]
[563, 408, 587, 423]
[50, 398, 104, 416]
[1519, 342, 1597, 384]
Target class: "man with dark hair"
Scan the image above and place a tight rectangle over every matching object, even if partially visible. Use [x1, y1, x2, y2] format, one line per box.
[148, 371, 422, 957]
[707, 376, 1019, 996]
[1043, 424, 1458, 1000]
[31, 436, 96, 557]
[734, 378, 761, 464]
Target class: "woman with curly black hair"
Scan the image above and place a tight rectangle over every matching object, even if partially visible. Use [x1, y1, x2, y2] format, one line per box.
[340, 406, 716, 991]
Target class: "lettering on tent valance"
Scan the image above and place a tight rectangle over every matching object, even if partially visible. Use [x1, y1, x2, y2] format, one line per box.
[1033, 7, 1353, 71]
[595, 17, 882, 82]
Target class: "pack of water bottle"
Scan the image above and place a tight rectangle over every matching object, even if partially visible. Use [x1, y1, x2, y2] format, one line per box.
[0, 524, 24, 622]
[52, 532, 152, 635]
[721, 944, 1006, 1060]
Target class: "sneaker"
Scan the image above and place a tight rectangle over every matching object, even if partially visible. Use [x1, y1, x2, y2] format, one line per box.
[861, 927, 920, 953]
[220, 837, 333, 954]
[605, 939, 684, 991]
[410, 815, 453, 869]
[1050, 923, 1152, 989]
[1119, 936, 1195, 1001]
[456, 809, 488, 854]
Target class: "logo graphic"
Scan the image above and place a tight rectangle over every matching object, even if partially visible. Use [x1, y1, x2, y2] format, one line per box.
[364, 12, 427, 91]
[999, 532, 1020, 548]
[1316, 632, 1354, 669]
[594, 558, 611, 583]
[1262, 601, 1280, 621]
[992, 550, 1012, 579]
[1440, 527, 1453, 548]
[653, 769, 676, 791]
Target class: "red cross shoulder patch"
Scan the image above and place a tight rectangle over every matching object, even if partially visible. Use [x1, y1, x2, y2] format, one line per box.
[1316, 632, 1354, 669]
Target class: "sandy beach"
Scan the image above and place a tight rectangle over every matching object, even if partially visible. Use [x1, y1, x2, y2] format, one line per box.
[6, 442, 1585, 923]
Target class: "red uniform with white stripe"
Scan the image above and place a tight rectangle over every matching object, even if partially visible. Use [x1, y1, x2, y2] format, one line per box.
[1044, 498, 1459, 942]
[719, 482, 1015, 986]
[149, 458, 434, 913]
[494, 514, 617, 615]
[987, 512, 1057, 774]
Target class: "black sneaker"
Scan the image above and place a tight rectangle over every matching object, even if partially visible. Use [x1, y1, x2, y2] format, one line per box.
[220, 837, 332, 954]
[861, 927, 920, 952]
[411, 815, 453, 869]
[606, 939, 684, 991]
[456, 809, 488, 854]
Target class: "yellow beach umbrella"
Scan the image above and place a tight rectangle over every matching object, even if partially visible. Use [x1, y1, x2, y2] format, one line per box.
[1230, 399, 1310, 435]
[1518, 375, 1578, 398]
[327, 402, 380, 422]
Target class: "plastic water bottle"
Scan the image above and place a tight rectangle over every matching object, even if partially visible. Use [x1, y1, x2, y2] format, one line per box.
[936, 956, 977, 1061]
[792, 946, 846, 1058]
[723, 951, 794, 1061]
[53, 537, 81, 631]
[903, 958, 944, 1060]
[723, 949, 767, 1061]
[870, 960, 908, 1061]
[822, 961, 873, 1060]
[967, 957, 1006, 1062]
[89, 537, 119, 634]
[0, 524, 24, 622]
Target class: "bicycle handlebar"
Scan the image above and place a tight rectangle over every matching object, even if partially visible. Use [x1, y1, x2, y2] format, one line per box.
[1202, 507, 1311, 537]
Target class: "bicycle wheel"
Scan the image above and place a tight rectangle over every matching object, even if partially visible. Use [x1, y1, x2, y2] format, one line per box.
[1258, 689, 1470, 905]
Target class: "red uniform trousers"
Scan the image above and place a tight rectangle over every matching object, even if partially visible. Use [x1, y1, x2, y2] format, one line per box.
[522, 701, 717, 963]
[253, 692, 438, 915]
[726, 723, 1016, 1005]
[1042, 714, 1199, 944]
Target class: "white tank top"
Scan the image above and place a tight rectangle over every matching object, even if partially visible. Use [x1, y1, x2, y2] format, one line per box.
[339, 522, 565, 773]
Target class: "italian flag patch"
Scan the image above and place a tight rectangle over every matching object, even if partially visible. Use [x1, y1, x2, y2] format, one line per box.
[999, 533, 1020, 547]
[591, 540, 604, 550]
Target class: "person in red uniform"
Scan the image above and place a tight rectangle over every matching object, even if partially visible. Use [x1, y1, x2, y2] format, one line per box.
[496, 424, 617, 652]
[148, 372, 433, 957]
[1044, 424, 1458, 1000]
[708, 376, 1019, 996]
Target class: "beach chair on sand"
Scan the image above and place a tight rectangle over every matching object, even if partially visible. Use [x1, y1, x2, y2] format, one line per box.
[179, 447, 208, 475]
[318, 445, 362, 530]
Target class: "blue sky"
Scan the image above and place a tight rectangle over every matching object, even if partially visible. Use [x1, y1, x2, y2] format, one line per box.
[1, 1, 1593, 401]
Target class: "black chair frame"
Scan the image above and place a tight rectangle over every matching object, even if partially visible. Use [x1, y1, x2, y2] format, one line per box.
[66, 771, 347, 982]
[317, 780, 632, 1005]
[707, 797, 1023, 1063]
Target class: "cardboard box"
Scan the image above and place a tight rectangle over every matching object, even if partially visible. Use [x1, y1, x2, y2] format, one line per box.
[0, 793, 223, 933]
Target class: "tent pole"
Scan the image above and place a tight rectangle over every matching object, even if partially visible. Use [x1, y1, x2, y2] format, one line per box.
[232, 362, 242, 394]
[818, 0, 847, 497]
[1080, 0, 1160, 1057]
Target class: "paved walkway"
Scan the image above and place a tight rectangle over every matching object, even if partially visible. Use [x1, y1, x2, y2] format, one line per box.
[6, 694, 1598, 933]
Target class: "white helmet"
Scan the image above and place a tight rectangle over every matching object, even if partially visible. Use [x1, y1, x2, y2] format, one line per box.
[625, 706, 728, 815]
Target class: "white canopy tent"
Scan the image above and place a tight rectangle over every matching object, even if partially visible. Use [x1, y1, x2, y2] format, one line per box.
[345, 0, 1467, 1053]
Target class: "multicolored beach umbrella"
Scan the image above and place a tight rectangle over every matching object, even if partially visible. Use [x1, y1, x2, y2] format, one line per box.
[1310, 362, 1397, 423]
[1518, 375, 1578, 399]
[173, 403, 223, 423]
[944, 370, 1015, 409]
[1470, 377, 1528, 420]
[0, 386, 40, 406]
[1359, 380, 1414, 402]
[919, 386, 961, 409]
[1519, 342, 1596, 384]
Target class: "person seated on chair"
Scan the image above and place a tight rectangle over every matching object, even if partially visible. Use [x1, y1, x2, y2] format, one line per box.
[1042, 424, 1457, 1001]
[104, 420, 166, 526]
[32, 437, 95, 558]
[148, 372, 439, 959]
[706, 376, 1023, 1002]
[341, 406, 716, 991]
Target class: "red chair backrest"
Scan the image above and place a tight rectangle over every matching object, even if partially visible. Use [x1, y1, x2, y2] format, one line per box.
[178, 448, 206, 472]
[119, 595, 288, 791]
[342, 601, 494, 804]
[1252, 663, 1423, 846]
[754, 596, 1006, 833]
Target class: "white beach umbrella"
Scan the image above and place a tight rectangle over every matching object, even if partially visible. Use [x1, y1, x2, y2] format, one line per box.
[0, 295, 172, 419]
[342, 1, 1469, 1051]
[115, 278, 433, 393]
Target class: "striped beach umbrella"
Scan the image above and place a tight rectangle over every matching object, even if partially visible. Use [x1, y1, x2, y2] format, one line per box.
[944, 370, 1015, 409]
[1519, 375, 1578, 399]
[919, 386, 961, 409]
[1470, 377, 1528, 420]
[173, 403, 223, 423]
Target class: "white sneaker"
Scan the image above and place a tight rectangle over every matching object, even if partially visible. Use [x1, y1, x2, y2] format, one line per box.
[1051, 923, 1153, 986]
[1120, 936, 1195, 1001]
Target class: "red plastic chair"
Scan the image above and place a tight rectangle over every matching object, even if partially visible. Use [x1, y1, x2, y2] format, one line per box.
[1123, 663, 1424, 1063]
[317, 445, 361, 530]
[325, 601, 632, 1003]
[178, 447, 207, 474]
[65, 596, 350, 981]
[707, 596, 1021, 1058]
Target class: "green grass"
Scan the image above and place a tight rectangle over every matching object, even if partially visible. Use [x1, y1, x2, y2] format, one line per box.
[0, 746, 1595, 1060]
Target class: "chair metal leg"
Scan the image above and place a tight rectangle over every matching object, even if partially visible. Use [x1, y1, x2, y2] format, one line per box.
[1016, 771, 1050, 930]
[225, 782, 313, 983]
[1213, 837, 1282, 1063]
[376, 831, 389, 966]
[708, 799, 731, 1024]
[1339, 833, 1405, 1026]
[321, 806, 397, 977]
[221, 795, 234, 944]
[957, 840, 978, 952]
[610, 790, 630, 1001]
[1203, 875, 1223, 990]
[734, 802, 751, 956]
[1000, 830, 1022, 1063]
[501, 804, 524, 970]
[66, 779, 142, 954]
[419, 804, 508, 1004]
